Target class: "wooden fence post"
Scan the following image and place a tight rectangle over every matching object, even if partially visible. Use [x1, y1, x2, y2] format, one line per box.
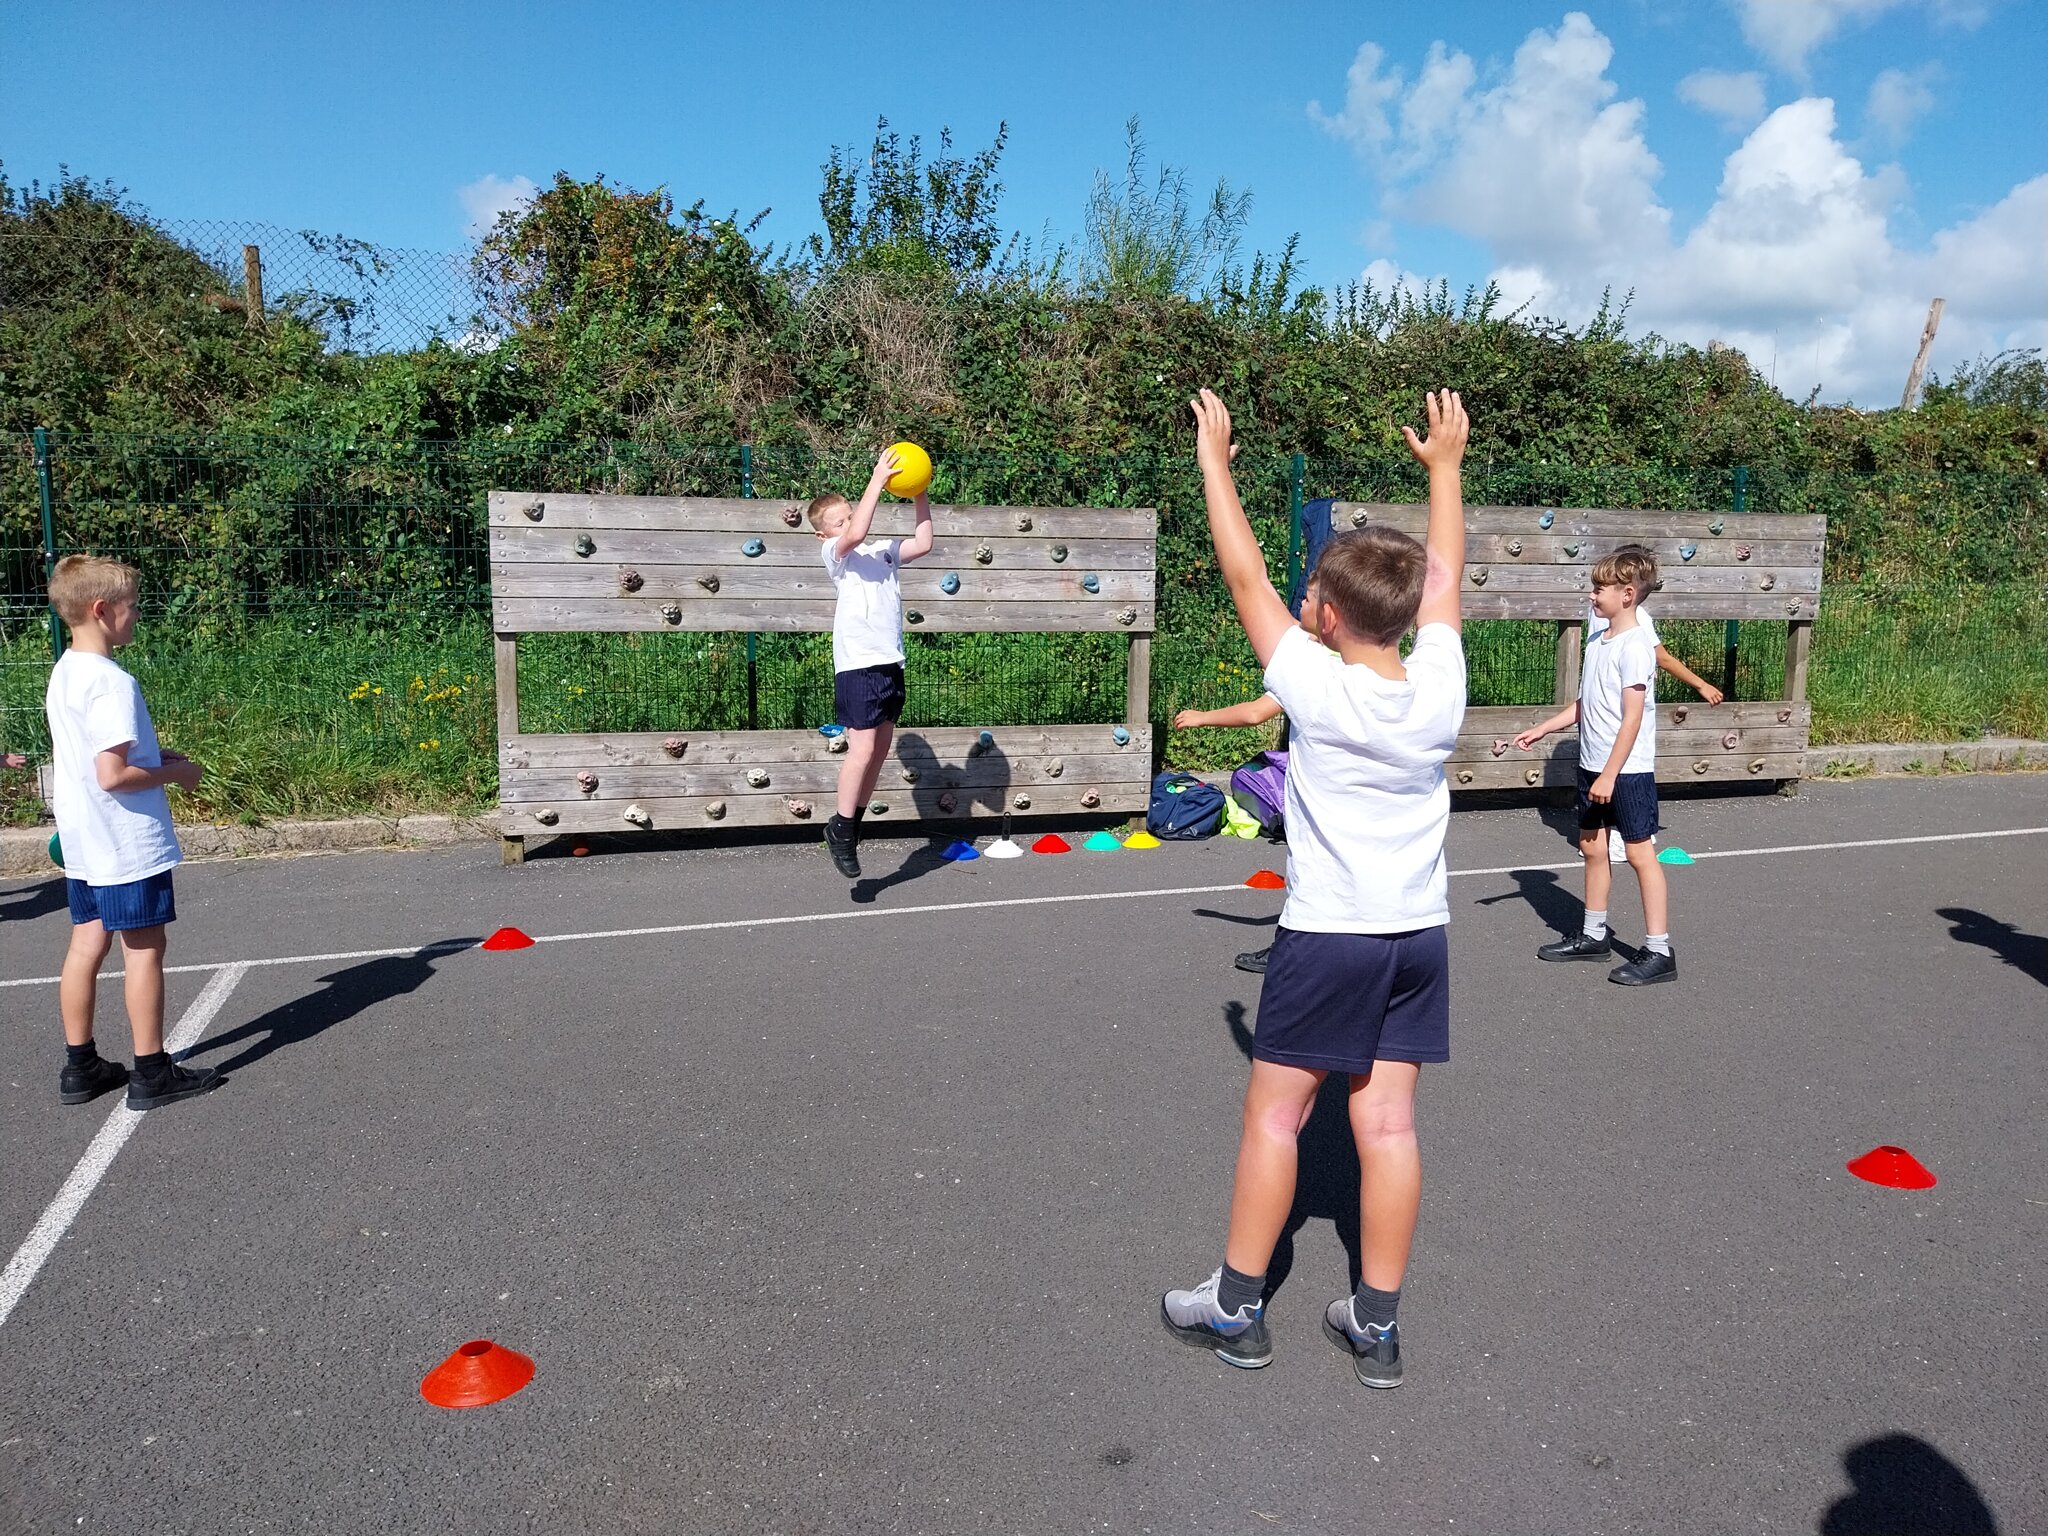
[242, 245, 265, 332]
[496, 633, 523, 863]
[1552, 619, 1581, 705]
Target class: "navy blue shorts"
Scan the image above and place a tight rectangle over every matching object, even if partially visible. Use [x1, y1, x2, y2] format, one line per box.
[834, 663, 906, 730]
[1576, 767, 1660, 844]
[67, 870, 177, 932]
[1252, 925, 1450, 1073]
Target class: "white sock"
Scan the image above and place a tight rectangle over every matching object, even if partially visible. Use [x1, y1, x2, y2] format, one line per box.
[1644, 933, 1672, 956]
[1583, 909, 1609, 940]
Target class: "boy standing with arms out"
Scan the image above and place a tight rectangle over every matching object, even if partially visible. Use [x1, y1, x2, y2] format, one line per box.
[808, 447, 934, 879]
[44, 556, 221, 1109]
[1516, 547, 1676, 984]
[1162, 389, 1469, 1388]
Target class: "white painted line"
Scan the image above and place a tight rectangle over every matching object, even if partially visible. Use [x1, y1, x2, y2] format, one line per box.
[4, 823, 2044, 990]
[0, 963, 248, 1330]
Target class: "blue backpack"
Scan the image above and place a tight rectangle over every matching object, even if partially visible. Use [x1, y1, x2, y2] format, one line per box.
[1147, 771, 1227, 840]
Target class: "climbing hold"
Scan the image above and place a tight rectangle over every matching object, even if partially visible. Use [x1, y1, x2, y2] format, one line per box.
[622, 804, 652, 828]
[1657, 846, 1695, 865]
[742, 538, 766, 557]
[899, 766, 917, 782]
[974, 542, 994, 565]
[1081, 573, 1100, 594]
[619, 567, 644, 593]
[785, 798, 813, 818]
[940, 840, 980, 861]
[506, 750, 530, 770]
[577, 770, 599, 794]
[1777, 707, 1794, 724]
[1735, 543, 1753, 561]
[704, 800, 726, 820]
[1245, 869, 1287, 890]
[1456, 769, 1473, 785]
[868, 800, 888, 815]
[696, 574, 720, 593]
[522, 500, 545, 522]
[1673, 706, 1688, 723]
[937, 790, 958, 813]
[905, 609, 924, 625]
[1678, 542, 1697, 561]
[1469, 568, 1489, 586]
[532, 808, 558, 826]
[482, 927, 535, 952]
[1524, 767, 1541, 785]
[1083, 830, 1122, 851]
[977, 729, 995, 750]
[1722, 731, 1740, 750]
[573, 534, 596, 558]
[1847, 1145, 1936, 1189]
[1079, 788, 1101, 808]
[1759, 573, 1776, 591]
[1016, 514, 1033, 532]
[826, 735, 850, 754]
[1122, 830, 1161, 849]
[940, 571, 961, 595]
[1563, 542, 1581, 558]
[1490, 738, 1509, 758]
[1032, 834, 1071, 853]
[661, 603, 682, 624]
[1748, 757, 1766, 774]
[1537, 510, 1555, 530]
[746, 768, 770, 788]
[1111, 726, 1130, 746]
[1012, 792, 1031, 810]
[1350, 508, 1368, 527]
[420, 1339, 535, 1410]
[781, 507, 803, 527]
[1045, 758, 1064, 778]
[1787, 599, 1802, 616]
[1116, 606, 1138, 626]
[663, 736, 687, 759]
[1051, 544, 1069, 563]
[1505, 539, 1523, 557]
[1692, 759, 1710, 774]
[1708, 518, 1725, 535]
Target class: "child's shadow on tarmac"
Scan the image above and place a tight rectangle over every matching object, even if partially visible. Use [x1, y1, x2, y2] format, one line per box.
[1225, 1000, 1362, 1301]
[190, 945, 471, 1076]
[0, 877, 69, 923]
[851, 839, 952, 904]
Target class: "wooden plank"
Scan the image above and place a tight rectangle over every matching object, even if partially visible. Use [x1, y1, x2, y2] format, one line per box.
[489, 565, 1157, 602]
[491, 595, 1156, 634]
[1445, 751, 1806, 791]
[1332, 504, 1828, 543]
[489, 492, 1157, 540]
[500, 781, 1152, 835]
[1458, 701, 1807, 733]
[1454, 592, 1820, 620]
[1552, 620, 1581, 705]
[503, 751, 1147, 801]
[1328, 533, 1821, 569]
[1126, 634, 1151, 728]
[490, 526, 1158, 570]
[493, 633, 520, 739]
[1784, 620, 1814, 703]
[1459, 566, 1821, 594]
[503, 723, 1150, 770]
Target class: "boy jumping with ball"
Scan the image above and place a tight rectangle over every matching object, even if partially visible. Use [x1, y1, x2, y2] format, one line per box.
[1162, 388, 1469, 1388]
[1515, 545, 1676, 984]
[44, 555, 221, 1110]
[809, 446, 934, 879]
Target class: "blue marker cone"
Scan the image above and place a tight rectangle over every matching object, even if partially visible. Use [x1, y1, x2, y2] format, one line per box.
[941, 840, 980, 861]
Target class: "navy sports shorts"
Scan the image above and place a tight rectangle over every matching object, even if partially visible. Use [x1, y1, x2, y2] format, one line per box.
[1252, 924, 1450, 1073]
[1576, 767, 1660, 845]
[834, 663, 906, 730]
[67, 870, 177, 932]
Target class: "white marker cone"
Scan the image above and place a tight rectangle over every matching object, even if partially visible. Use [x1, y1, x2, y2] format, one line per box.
[985, 813, 1025, 859]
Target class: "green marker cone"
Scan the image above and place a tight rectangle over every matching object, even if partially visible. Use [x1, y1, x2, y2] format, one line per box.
[1082, 830, 1122, 851]
[1656, 846, 1695, 865]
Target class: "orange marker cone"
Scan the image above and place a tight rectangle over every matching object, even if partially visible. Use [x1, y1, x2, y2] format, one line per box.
[420, 1339, 535, 1408]
[1847, 1145, 1936, 1189]
[1245, 870, 1286, 890]
[481, 926, 535, 951]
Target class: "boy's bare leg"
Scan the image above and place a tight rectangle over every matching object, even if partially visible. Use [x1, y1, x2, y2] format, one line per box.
[1223, 1059, 1324, 1275]
[836, 728, 883, 819]
[1623, 839, 1667, 934]
[1580, 826, 1612, 916]
[60, 920, 114, 1049]
[118, 925, 168, 1058]
[1350, 1061, 1422, 1292]
[853, 720, 894, 808]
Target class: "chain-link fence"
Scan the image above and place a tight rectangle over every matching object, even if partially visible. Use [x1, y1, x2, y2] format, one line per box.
[3, 431, 2043, 823]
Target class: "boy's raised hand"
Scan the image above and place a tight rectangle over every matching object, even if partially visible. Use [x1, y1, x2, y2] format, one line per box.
[1189, 389, 1241, 476]
[868, 445, 904, 489]
[1402, 390, 1469, 473]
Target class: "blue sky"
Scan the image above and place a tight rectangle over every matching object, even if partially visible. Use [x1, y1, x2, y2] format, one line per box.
[6, 1, 2044, 401]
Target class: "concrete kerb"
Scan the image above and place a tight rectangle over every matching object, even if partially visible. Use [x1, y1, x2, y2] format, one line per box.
[2, 738, 2040, 879]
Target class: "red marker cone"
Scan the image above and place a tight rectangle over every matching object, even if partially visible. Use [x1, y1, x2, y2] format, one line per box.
[481, 926, 535, 951]
[1245, 870, 1286, 890]
[1032, 834, 1071, 853]
[1847, 1146, 1936, 1189]
[571, 844, 591, 857]
[420, 1339, 534, 1408]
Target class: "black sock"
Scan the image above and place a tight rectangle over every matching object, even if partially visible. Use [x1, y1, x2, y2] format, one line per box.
[134, 1049, 171, 1080]
[66, 1040, 100, 1067]
[1354, 1281, 1400, 1330]
[1217, 1262, 1264, 1316]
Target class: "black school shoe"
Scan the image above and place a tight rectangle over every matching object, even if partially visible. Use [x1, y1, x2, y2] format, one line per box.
[823, 814, 861, 879]
[59, 1055, 128, 1105]
[1538, 931, 1612, 961]
[1609, 949, 1677, 986]
[1323, 1298, 1403, 1389]
[126, 1061, 222, 1112]
[1234, 945, 1271, 974]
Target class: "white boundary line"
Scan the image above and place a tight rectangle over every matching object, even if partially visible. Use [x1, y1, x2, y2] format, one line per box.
[4, 824, 2043, 990]
[0, 963, 248, 1330]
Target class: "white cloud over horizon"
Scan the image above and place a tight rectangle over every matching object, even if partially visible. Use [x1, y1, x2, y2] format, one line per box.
[1864, 65, 1938, 143]
[1678, 68, 1769, 131]
[1316, 13, 2047, 405]
[1729, 0, 1987, 77]
[457, 173, 537, 240]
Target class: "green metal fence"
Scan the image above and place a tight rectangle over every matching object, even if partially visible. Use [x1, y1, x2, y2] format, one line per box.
[3, 432, 2044, 824]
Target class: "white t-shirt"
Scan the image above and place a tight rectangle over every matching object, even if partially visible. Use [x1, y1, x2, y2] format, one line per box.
[1578, 622, 1658, 775]
[1587, 601, 1659, 648]
[822, 537, 905, 672]
[1261, 623, 1467, 934]
[44, 650, 182, 886]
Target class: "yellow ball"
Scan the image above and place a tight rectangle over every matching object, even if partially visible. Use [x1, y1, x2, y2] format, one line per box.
[884, 441, 933, 499]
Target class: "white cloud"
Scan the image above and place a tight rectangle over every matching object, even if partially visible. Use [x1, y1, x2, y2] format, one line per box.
[1730, 0, 1988, 76]
[1678, 68, 1768, 130]
[1865, 65, 1937, 143]
[1307, 41, 1402, 151]
[458, 173, 538, 240]
[1314, 14, 2048, 404]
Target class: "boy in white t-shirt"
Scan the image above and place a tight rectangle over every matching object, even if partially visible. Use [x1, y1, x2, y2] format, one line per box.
[807, 446, 934, 879]
[42, 556, 221, 1110]
[1162, 388, 1469, 1389]
[1516, 546, 1675, 985]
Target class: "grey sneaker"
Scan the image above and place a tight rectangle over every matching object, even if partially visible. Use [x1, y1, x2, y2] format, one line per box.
[1323, 1297, 1403, 1388]
[1161, 1268, 1271, 1368]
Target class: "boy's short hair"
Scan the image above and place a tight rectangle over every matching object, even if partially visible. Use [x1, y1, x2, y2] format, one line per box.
[1592, 545, 1660, 602]
[805, 493, 849, 531]
[1310, 528, 1429, 646]
[48, 554, 140, 626]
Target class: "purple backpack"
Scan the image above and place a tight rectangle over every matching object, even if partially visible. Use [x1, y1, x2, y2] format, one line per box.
[1229, 750, 1288, 835]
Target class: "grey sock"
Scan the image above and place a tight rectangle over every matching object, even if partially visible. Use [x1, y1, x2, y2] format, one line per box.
[1353, 1281, 1400, 1330]
[1644, 933, 1672, 956]
[1217, 1262, 1264, 1317]
[1582, 909, 1609, 940]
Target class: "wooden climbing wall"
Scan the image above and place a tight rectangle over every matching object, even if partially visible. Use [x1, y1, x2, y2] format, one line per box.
[1330, 504, 1827, 790]
[489, 492, 1156, 857]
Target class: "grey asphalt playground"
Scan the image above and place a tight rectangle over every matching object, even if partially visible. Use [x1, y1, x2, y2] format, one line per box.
[1, 774, 2043, 1535]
